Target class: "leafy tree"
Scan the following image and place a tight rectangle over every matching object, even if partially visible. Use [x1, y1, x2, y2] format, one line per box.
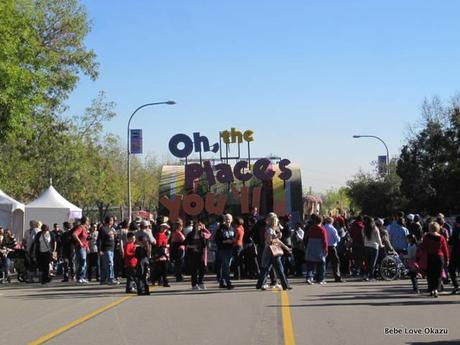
[131, 154, 162, 212]
[320, 187, 351, 215]
[0, 0, 97, 142]
[347, 161, 407, 216]
[0, 0, 165, 221]
[397, 96, 460, 214]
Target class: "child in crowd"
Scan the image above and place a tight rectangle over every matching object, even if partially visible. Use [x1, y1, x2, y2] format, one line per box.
[135, 233, 150, 296]
[124, 232, 137, 293]
[405, 234, 419, 293]
[152, 223, 171, 287]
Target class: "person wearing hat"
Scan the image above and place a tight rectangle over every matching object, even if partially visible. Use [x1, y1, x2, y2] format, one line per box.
[135, 220, 155, 248]
[151, 223, 171, 287]
[134, 231, 151, 296]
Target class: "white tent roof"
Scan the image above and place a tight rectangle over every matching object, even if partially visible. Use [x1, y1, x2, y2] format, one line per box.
[26, 186, 81, 211]
[0, 190, 25, 212]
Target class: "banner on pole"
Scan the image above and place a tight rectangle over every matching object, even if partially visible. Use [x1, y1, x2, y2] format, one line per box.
[378, 155, 387, 175]
[130, 129, 143, 154]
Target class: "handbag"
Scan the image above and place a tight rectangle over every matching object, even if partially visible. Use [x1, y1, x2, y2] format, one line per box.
[269, 244, 284, 257]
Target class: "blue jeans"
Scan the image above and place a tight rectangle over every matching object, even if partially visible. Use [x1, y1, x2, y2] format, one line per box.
[305, 260, 325, 282]
[76, 248, 87, 281]
[257, 255, 290, 289]
[1, 257, 11, 280]
[100, 250, 115, 283]
[218, 249, 233, 286]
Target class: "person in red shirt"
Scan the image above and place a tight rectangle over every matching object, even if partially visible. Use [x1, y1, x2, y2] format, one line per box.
[124, 232, 137, 293]
[421, 222, 450, 298]
[232, 217, 245, 280]
[72, 216, 90, 284]
[170, 218, 186, 282]
[152, 223, 171, 287]
[304, 214, 328, 284]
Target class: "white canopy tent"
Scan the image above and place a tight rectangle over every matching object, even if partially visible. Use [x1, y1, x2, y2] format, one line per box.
[25, 186, 82, 230]
[0, 190, 25, 240]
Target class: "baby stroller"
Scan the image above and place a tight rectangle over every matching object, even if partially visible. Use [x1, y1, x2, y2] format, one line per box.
[13, 246, 27, 282]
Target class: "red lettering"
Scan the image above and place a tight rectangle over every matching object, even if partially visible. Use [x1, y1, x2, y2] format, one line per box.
[159, 195, 183, 221]
[182, 194, 204, 216]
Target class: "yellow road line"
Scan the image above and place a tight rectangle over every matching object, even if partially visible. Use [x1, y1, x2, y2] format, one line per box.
[280, 290, 296, 345]
[28, 295, 134, 345]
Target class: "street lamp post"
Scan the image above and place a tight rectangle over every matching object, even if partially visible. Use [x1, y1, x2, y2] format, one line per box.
[127, 101, 175, 222]
[352, 134, 390, 175]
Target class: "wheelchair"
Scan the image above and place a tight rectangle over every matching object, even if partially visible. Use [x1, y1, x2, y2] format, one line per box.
[379, 252, 407, 281]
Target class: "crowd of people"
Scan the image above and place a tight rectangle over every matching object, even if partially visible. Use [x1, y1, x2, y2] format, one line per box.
[0, 209, 459, 298]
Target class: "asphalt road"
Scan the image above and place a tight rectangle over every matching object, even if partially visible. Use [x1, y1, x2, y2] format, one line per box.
[0, 277, 459, 345]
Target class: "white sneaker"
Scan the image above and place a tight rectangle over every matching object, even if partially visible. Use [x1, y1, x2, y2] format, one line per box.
[198, 284, 206, 290]
[272, 283, 282, 289]
[318, 281, 327, 285]
[77, 279, 87, 284]
[192, 285, 201, 291]
[261, 284, 269, 290]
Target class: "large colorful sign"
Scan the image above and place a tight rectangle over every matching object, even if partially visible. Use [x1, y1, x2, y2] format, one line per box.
[159, 128, 302, 220]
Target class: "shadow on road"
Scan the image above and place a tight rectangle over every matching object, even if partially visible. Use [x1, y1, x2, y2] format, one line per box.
[267, 285, 460, 308]
[406, 341, 460, 345]
[4, 284, 266, 300]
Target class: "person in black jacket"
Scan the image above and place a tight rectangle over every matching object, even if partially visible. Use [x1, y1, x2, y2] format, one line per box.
[32, 224, 56, 284]
[185, 221, 211, 290]
[97, 216, 117, 285]
[135, 233, 150, 296]
[61, 222, 74, 282]
[449, 216, 460, 294]
[215, 214, 236, 289]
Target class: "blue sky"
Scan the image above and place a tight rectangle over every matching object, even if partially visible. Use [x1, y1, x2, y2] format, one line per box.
[67, 0, 460, 192]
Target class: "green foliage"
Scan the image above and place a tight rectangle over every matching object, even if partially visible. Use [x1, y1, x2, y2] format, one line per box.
[131, 154, 162, 212]
[320, 187, 351, 215]
[346, 161, 407, 216]
[397, 96, 460, 214]
[0, 1, 162, 221]
[0, 0, 97, 141]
